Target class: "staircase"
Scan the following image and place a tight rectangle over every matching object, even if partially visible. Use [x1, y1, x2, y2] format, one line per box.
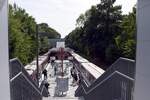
[75, 58, 135, 100]
[43, 97, 80, 100]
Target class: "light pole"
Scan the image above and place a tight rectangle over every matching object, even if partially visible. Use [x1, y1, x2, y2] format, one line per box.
[36, 24, 39, 86]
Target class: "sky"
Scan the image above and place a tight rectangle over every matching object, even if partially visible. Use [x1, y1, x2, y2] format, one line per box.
[9, 0, 137, 38]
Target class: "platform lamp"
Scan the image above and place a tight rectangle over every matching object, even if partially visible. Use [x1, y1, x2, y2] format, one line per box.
[36, 24, 39, 86]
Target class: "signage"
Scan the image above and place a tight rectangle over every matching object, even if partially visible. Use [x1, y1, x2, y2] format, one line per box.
[56, 42, 65, 48]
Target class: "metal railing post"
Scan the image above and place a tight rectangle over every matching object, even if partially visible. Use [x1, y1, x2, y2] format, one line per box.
[36, 24, 39, 86]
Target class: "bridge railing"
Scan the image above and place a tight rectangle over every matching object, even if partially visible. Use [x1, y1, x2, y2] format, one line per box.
[75, 57, 135, 100]
[71, 52, 105, 85]
[9, 58, 49, 100]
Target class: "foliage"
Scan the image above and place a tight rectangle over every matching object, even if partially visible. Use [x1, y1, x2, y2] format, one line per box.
[38, 23, 61, 54]
[65, 0, 136, 68]
[9, 4, 60, 65]
[39, 36, 49, 54]
[9, 4, 36, 64]
[115, 7, 136, 59]
[38, 23, 61, 39]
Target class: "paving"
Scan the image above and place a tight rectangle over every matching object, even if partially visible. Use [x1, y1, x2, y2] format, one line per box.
[43, 62, 83, 100]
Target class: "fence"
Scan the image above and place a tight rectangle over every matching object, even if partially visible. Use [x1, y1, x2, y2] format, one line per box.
[75, 57, 135, 100]
[10, 58, 49, 100]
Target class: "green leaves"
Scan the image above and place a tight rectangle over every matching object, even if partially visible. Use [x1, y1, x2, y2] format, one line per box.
[115, 7, 136, 59]
[9, 4, 37, 65]
[66, 1, 136, 67]
[122, 39, 136, 59]
[39, 36, 49, 54]
[9, 4, 60, 65]
[38, 23, 61, 39]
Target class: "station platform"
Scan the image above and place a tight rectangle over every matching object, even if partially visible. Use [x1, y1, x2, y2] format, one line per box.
[42, 62, 84, 100]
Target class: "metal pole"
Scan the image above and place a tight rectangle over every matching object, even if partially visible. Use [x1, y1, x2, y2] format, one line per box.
[61, 55, 64, 77]
[60, 48, 64, 77]
[36, 24, 39, 86]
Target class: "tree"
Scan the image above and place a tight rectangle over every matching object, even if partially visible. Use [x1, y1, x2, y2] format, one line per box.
[39, 36, 49, 54]
[38, 23, 61, 54]
[9, 4, 61, 65]
[66, 0, 136, 69]
[115, 7, 136, 59]
[38, 23, 61, 39]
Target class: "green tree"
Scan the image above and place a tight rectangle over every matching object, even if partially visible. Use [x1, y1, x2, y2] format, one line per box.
[9, 4, 61, 65]
[39, 36, 49, 54]
[38, 23, 61, 54]
[115, 7, 136, 59]
[66, 0, 123, 67]
[38, 23, 61, 39]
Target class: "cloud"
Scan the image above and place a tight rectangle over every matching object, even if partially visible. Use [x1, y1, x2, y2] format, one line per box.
[115, 0, 137, 14]
[9, 0, 99, 38]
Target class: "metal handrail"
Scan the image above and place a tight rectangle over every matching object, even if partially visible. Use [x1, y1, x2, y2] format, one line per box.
[10, 58, 49, 100]
[81, 71, 134, 95]
[75, 57, 135, 100]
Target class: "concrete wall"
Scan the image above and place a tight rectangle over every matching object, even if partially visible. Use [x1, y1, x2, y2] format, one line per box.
[134, 0, 150, 100]
[0, 0, 10, 100]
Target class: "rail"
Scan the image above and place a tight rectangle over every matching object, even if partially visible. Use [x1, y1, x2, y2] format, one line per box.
[75, 57, 135, 100]
[70, 52, 105, 85]
[9, 58, 49, 100]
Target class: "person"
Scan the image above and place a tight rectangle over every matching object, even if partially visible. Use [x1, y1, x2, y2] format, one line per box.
[54, 66, 57, 76]
[70, 67, 79, 86]
[44, 80, 50, 96]
[73, 72, 80, 86]
[70, 67, 75, 79]
[42, 69, 47, 80]
[45, 81, 49, 90]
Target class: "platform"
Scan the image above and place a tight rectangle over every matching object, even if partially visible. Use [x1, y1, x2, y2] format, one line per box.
[42, 62, 84, 100]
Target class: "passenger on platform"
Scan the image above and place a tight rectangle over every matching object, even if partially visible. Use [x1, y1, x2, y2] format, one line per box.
[54, 66, 57, 76]
[51, 59, 54, 64]
[51, 60, 54, 68]
[44, 80, 50, 96]
[71, 67, 80, 86]
[70, 67, 75, 80]
[48, 59, 51, 63]
[73, 72, 80, 86]
[45, 81, 49, 90]
[42, 69, 47, 80]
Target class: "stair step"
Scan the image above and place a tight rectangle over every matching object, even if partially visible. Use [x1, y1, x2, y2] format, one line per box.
[43, 97, 80, 100]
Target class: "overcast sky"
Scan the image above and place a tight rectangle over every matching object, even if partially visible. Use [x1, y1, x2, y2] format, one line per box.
[9, 0, 137, 38]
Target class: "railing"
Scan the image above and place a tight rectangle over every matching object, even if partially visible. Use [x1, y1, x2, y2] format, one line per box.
[9, 58, 49, 100]
[71, 52, 105, 85]
[39, 80, 49, 97]
[75, 57, 135, 100]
